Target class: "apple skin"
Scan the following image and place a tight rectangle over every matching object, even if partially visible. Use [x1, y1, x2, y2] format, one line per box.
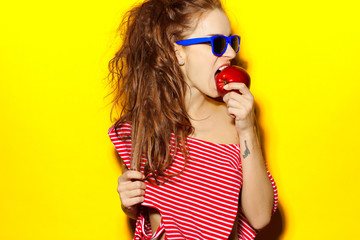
[215, 66, 251, 97]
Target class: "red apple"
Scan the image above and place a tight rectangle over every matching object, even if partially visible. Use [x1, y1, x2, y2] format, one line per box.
[215, 65, 251, 97]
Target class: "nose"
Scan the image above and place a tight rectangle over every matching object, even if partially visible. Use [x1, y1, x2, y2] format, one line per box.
[222, 43, 236, 60]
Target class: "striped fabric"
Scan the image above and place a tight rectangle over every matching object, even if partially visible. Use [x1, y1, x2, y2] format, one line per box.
[108, 123, 278, 240]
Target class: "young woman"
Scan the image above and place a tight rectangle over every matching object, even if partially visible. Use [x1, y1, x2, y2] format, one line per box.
[107, 0, 278, 239]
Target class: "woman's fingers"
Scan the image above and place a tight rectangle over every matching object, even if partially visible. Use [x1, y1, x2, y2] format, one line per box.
[225, 95, 246, 109]
[223, 82, 253, 99]
[227, 107, 247, 120]
[223, 91, 253, 117]
[222, 82, 256, 132]
[122, 196, 145, 208]
[117, 170, 146, 208]
[118, 181, 146, 194]
[120, 188, 146, 208]
[223, 85, 253, 107]
[119, 170, 145, 183]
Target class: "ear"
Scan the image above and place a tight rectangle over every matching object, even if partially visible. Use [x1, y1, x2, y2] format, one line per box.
[173, 43, 185, 66]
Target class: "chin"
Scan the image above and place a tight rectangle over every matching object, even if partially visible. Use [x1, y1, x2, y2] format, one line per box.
[207, 92, 223, 102]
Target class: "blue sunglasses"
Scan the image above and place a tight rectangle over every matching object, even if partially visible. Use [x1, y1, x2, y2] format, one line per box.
[176, 35, 241, 56]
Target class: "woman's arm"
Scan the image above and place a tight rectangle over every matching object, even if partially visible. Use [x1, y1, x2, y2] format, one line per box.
[238, 125, 274, 230]
[223, 83, 274, 230]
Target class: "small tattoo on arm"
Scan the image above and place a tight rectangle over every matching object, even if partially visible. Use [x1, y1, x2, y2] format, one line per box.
[242, 140, 250, 159]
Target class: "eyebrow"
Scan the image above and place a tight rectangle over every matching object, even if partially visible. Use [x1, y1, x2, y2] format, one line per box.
[206, 33, 232, 37]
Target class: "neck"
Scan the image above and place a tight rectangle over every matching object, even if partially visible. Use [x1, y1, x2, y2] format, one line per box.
[184, 86, 222, 121]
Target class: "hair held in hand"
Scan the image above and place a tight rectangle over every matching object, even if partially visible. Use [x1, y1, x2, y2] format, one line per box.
[107, 0, 223, 184]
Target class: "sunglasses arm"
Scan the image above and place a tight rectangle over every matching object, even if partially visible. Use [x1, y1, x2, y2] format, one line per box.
[176, 37, 212, 46]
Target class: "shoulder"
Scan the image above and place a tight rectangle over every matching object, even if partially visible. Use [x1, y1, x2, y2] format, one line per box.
[108, 122, 133, 148]
[108, 122, 133, 169]
[108, 122, 132, 137]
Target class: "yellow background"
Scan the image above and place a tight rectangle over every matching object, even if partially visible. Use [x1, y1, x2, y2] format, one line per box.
[1, 0, 359, 239]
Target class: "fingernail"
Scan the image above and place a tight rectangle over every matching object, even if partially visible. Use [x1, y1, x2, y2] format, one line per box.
[223, 84, 229, 90]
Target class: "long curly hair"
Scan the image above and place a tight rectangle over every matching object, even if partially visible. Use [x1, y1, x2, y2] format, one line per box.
[108, 0, 223, 184]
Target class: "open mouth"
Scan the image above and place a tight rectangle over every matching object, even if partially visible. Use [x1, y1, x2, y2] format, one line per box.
[214, 65, 229, 79]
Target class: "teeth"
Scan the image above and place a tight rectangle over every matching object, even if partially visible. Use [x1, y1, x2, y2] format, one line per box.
[219, 66, 228, 71]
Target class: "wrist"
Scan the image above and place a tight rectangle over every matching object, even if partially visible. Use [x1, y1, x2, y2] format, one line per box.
[121, 204, 139, 220]
[238, 125, 257, 138]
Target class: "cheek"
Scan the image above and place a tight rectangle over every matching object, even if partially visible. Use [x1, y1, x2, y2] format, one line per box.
[185, 49, 215, 82]
[186, 60, 202, 79]
[183, 46, 220, 96]
[185, 61, 210, 90]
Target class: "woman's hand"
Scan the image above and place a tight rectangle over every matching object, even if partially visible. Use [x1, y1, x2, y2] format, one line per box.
[117, 170, 146, 219]
[222, 82, 255, 134]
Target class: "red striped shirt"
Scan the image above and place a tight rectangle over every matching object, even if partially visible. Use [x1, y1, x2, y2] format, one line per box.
[109, 123, 278, 240]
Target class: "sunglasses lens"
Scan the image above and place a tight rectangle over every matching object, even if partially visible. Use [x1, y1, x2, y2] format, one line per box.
[231, 36, 240, 53]
[213, 36, 227, 55]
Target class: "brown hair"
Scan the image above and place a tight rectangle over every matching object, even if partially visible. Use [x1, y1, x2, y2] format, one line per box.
[108, 0, 223, 184]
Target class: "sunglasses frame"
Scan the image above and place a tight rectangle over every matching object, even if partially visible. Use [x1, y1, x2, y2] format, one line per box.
[176, 35, 240, 56]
